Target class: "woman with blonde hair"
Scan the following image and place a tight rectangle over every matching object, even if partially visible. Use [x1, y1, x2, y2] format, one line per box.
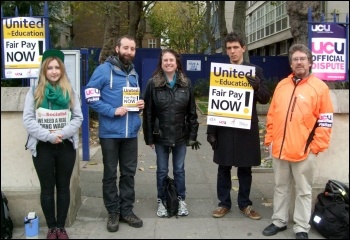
[23, 49, 83, 239]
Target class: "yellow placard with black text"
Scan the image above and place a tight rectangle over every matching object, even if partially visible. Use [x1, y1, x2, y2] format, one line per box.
[207, 62, 255, 129]
[2, 17, 46, 78]
[123, 87, 140, 111]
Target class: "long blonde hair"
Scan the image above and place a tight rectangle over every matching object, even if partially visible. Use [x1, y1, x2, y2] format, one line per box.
[34, 57, 74, 109]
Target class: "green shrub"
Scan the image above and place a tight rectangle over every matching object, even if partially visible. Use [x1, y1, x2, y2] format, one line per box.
[88, 53, 99, 78]
[193, 78, 209, 97]
[327, 81, 349, 89]
[264, 78, 279, 96]
[1, 79, 24, 87]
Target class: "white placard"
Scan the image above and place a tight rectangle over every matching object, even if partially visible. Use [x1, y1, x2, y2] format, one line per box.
[61, 50, 81, 95]
[186, 60, 201, 71]
[2, 17, 46, 78]
[206, 62, 255, 129]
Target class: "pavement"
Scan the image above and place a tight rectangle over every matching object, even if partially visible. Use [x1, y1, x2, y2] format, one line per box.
[11, 114, 325, 239]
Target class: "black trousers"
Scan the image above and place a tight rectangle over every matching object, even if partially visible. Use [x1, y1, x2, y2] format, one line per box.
[100, 137, 138, 217]
[33, 140, 76, 229]
[217, 165, 253, 210]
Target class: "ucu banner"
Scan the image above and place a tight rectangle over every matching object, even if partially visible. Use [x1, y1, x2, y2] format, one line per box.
[85, 87, 100, 103]
[311, 24, 331, 32]
[310, 23, 347, 82]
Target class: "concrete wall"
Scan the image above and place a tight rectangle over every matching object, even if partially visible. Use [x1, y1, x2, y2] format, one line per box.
[1, 87, 348, 226]
[311, 89, 349, 197]
[1, 87, 81, 227]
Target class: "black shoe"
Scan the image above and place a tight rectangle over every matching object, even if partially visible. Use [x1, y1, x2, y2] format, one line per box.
[262, 223, 287, 236]
[120, 213, 143, 228]
[107, 213, 119, 232]
[296, 232, 308, 239]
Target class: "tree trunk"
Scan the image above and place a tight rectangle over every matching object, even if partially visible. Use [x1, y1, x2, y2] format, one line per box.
[136, 16, 146, 48]
[99, 3, 121, 63]
[128, 1, 143, 47]
[217, 1, 227, 54]
[205, 1, 216, 54]
[232, 1, 249, 62]
[286, 1, 320, 46]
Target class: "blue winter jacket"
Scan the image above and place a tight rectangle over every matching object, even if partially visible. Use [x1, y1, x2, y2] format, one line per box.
[85, 56, 141, 138]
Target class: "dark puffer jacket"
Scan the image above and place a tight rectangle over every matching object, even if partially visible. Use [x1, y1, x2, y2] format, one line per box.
[143, 71, 199, 147]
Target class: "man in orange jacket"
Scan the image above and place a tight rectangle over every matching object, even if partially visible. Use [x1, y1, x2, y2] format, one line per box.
[262, 44, 334, 239]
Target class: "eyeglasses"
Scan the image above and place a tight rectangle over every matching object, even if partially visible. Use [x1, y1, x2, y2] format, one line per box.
[292, 57, 308, 62]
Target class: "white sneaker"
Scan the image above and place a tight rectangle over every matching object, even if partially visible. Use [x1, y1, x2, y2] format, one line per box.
[157, 199, 168, 217]
[178, 197, 188, 216]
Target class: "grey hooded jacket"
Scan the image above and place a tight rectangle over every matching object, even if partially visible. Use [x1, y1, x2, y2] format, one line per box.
[23, 86, 83, 157]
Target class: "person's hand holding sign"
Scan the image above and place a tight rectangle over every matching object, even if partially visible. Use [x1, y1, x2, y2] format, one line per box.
[136, 99, 145, 110]
[246, 75, 261, 91]
[115, 106, 128, 116]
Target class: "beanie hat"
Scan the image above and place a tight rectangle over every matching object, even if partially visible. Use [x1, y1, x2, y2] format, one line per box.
[42, 49, 64, 63]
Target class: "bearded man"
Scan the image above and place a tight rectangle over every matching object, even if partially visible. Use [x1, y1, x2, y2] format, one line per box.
[85, 35, 144, 232]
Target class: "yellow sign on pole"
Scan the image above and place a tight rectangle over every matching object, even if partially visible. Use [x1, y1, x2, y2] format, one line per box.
[2, 17, 46, 78]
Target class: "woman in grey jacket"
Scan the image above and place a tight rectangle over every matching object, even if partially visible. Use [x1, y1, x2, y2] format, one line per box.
[23, 49, 83, 239]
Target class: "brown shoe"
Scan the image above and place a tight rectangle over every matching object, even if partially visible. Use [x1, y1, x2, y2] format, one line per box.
[212, 207, 230, 218]
[240, 205, 261, 220]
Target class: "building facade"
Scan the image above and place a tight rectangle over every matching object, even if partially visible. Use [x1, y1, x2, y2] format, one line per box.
[212, 1, 349, 56]
[50, 2, 73, 49]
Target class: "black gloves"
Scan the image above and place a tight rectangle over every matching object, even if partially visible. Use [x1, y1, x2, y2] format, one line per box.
[207, 134, 217, 150]
[187, 140, 201, 150]
[246, 75, 261, 91]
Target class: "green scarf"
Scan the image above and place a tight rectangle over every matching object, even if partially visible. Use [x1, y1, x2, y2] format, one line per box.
[40, 83, 70, 110]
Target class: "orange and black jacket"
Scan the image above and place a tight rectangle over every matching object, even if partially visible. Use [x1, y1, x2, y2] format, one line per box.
[265, 73, 334, 162]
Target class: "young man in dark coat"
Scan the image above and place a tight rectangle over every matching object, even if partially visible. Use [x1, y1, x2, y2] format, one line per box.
[207, 32, 271, 220]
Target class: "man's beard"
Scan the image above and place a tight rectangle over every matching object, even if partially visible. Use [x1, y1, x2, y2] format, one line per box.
[118, 53, 134, 65]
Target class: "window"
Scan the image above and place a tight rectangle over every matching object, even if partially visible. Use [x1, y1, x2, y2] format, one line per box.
[279, 41, 288, 55]
[269, 44, 276, 56]
[252, 32, 256, 42]
[256, 8, 265, 40]
[276, 20, 282, 32]
[275, 1, 288, 33]
[265, 46, 270, 56]
[320, 1, 326, 15]
[282, 17, 288, 29]
[269, 23, 275, 35]
[148, 39, 156, 48]
[257, 29, 264, 39]
[215, 39, 222, 50]
[246, 1, 289, 43]
[247, 1, 257, 8]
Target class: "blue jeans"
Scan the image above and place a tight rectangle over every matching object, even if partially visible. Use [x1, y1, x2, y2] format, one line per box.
[217, 165, 252, 210]
[100, 138, 138, 217]
[155, 143, 187, 200]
